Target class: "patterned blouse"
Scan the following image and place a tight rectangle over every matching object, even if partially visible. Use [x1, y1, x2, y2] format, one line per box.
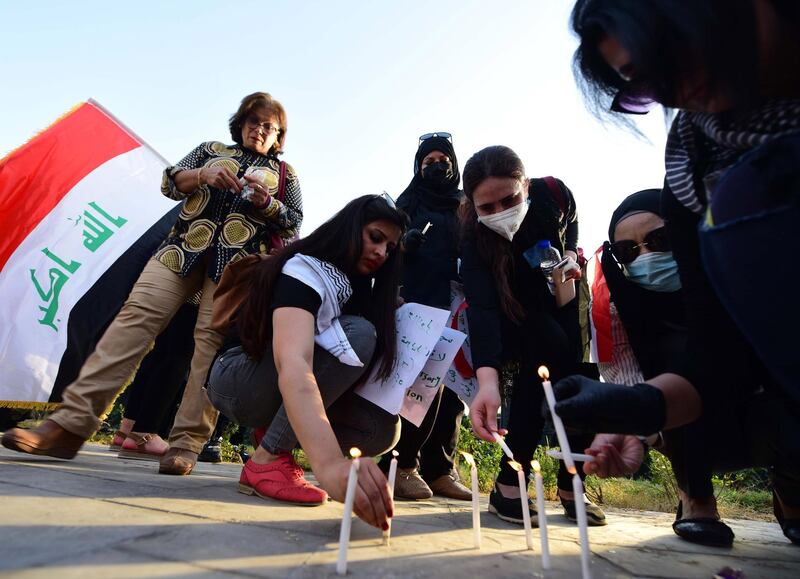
[154, 141, 302, 283]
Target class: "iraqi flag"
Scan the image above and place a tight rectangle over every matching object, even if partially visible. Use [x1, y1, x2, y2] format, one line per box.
[0, 100, 179, 408]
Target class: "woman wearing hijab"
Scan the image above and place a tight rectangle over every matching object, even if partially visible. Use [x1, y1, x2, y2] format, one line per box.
[592, 189, 733, 547]
[381, 133, 472, 501]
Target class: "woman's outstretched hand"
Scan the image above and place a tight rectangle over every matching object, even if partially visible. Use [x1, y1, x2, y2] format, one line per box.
[469, 383, 505, 442]
[583, 433, 645, 477]
[316, 457, 393, 530]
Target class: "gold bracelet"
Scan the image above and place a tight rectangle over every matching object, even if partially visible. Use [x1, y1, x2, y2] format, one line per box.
[197, 167, 204, 190]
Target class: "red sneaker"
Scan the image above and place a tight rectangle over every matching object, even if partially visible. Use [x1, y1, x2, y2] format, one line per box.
[239, 454, 328, 506]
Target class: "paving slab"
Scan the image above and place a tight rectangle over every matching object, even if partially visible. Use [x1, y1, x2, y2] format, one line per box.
[1, 443, 798, 578]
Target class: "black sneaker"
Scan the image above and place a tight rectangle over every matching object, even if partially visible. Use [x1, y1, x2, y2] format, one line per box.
[488, 485, 538, 526]
[561, 494, 607, 526]
[198, 437, 222, 463]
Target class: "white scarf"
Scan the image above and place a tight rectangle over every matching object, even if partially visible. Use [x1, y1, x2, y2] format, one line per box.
[281, 254, 363, 367]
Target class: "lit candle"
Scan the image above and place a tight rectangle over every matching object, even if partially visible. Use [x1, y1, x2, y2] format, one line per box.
[531, 460, 550, 570]
[546, 450, 596, 463]
[492, 431, 514, 460]
[538, 366, 575, 471]
[569, 466, 592, 579]
[337, 447, 361, 576]
[460, 451, 481, 549]
[382, 450, 399, 546]
[422, 221, 433, 235]
[509, 460, 533, 550]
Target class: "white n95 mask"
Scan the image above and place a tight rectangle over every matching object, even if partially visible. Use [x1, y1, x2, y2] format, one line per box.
[477, 201, 529, 241]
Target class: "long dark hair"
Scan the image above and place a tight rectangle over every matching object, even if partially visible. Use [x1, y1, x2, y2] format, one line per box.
[571, 0, 763, 122]
[460, 145, 526, 324]
[238, 195, 408, 380]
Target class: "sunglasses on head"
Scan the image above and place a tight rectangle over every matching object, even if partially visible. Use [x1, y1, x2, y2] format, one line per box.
[610, 226, 671, 264]
[380, 191, 397, 209]
[418, 132, 452, 145]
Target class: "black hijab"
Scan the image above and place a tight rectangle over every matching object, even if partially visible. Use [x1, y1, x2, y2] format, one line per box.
[602, 189, 686, 378]
[396, 136, 462, 215]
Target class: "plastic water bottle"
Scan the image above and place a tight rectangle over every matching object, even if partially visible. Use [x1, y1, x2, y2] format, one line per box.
[536, 240, 562, 295]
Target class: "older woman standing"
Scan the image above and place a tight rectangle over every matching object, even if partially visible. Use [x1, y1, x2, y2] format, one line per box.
[3, 92, 302, 477]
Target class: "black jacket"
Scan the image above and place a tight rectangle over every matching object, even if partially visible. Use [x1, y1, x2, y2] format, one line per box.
[397, 194, 460, 309]
[462, 185, 581, 378]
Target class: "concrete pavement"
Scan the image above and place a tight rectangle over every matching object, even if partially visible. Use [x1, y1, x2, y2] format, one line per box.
[1, 443, 798, 578]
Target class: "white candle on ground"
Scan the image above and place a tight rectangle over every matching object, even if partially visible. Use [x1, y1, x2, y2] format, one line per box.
[337, 447, 361, 575]
[532, 460, 550, 570]
[570, 467, 592, 579]
[547, 450, 596, 463]
[383, 450, 399, 546]
[422, 221, 433, 235]
[492, 431, 514, 460]
[509, 460, 533, 550]
[460, 451, 481, 549]
[538, 366, 575, 471]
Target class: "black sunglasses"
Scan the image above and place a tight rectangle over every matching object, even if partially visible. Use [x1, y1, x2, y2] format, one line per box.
[418, 132, 452, 145]
[610, 226, 671, 264]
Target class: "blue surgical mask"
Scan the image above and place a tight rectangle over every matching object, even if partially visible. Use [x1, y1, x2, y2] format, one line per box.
[622, 251, 682, 292]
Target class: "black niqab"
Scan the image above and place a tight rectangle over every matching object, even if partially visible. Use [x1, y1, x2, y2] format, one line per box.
[397, 136, 462, 214]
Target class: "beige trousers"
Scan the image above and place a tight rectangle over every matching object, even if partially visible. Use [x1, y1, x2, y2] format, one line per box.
[50, 258, 223, 454]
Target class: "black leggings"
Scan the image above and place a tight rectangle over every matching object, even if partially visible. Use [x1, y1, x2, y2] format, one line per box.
[496, 368, 593, 491]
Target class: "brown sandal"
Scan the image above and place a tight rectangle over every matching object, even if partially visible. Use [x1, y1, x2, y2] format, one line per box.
[109, 429, 128, 451]
[117, 432, 167, 462]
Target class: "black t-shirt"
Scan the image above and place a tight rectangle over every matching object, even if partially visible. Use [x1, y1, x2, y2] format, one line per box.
[271, 274, 322, 316]
[220, 274, 322, 353]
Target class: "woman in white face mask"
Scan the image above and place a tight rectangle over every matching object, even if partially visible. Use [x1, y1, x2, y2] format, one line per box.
[459, 145, 606, 527]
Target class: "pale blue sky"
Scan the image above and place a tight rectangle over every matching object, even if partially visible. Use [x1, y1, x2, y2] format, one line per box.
[1, 0, 668, 251]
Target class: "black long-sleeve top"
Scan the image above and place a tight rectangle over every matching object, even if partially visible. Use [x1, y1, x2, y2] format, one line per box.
[462, 198, 581, 374]
[528, 177, 579, 255]
[396, 194, 461, 309]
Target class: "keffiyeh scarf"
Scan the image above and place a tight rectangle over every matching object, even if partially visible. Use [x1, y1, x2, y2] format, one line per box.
[282, 254, 363, 367]
[665, 99, 800, 214]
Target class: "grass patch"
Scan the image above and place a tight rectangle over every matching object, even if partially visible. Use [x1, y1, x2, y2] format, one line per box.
[452, 420, 773, 520]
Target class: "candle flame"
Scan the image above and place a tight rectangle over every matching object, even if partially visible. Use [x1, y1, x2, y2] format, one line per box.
[391, 450, 399, 457]
[459, 451, 475, 467]
[537, 365, 550, 380]
[532, 460, 541, 473]
[508, 460, 522, 472]
[566, 465, 577, 476]
[349, 447, 362, 459]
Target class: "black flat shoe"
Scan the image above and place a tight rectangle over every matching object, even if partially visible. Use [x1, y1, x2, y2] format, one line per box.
[561, 495, 607, 526]
[773, 490, 800, 546]
[488, 485, 538, 526]
[672, 501, 734, 548]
